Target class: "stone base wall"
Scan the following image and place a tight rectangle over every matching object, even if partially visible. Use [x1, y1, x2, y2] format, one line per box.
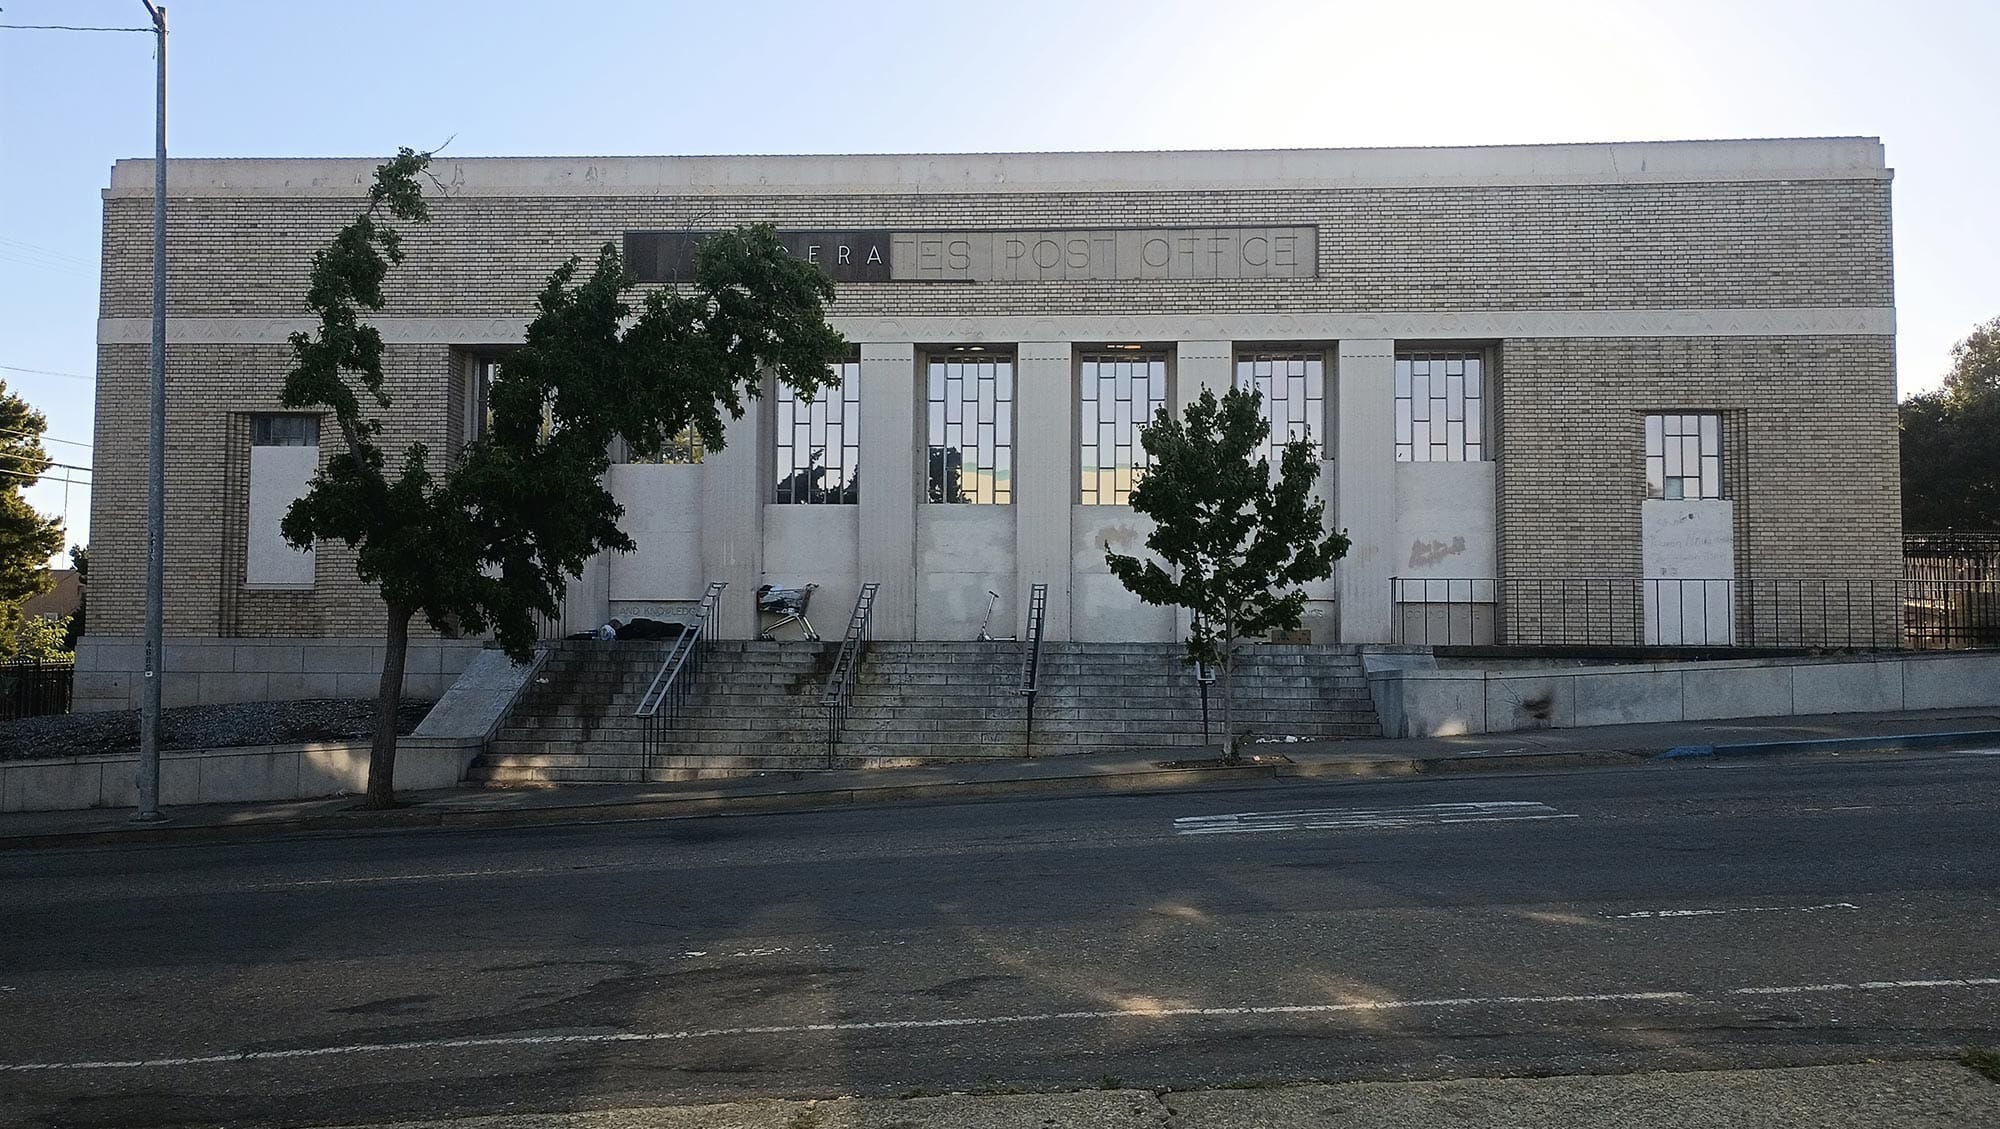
[0, 737, 480, 813]
[1365, 651, 2000, 738]
[72, 636, 488, 712]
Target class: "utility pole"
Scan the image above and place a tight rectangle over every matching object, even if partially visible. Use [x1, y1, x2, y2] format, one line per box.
[0, 6, 169, 817]
[136, 1, 168, 821]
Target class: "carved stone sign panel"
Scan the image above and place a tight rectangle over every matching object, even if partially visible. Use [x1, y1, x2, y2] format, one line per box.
[625, 226, 1317, 283]
[626, 231, 892, 283]
[890, 227, 1317, 281]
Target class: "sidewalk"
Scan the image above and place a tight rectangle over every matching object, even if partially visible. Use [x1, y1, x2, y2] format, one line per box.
[4, 706, 1996, 850]
[327, 1061, 2000, 1128]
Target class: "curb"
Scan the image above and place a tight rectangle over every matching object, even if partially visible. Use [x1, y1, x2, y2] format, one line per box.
[0, 763, 1282, 852]
[1654, 729, 2000, 761]
[1276, 749, 1643, 778]
[9, 731, 1982, 852]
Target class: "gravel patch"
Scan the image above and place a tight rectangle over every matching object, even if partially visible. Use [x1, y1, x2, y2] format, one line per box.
[0, 699, 434, 761]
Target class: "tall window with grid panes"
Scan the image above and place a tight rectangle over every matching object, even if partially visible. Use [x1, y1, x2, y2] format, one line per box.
[1079, 351, 1169, 505]
[926, 352, 1014, 504]
[1645, 413, 1722, 499]
[773, 357, 860, 503]
[1394, 350, 1487, 462]
[1235, 352, 1325, 463]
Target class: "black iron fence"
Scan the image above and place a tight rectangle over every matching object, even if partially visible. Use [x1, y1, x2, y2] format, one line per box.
[534, 593, 569, 641]
[0, 658, 74, 720]
[1391, 577, 2000, 650]
[1906, 531, 2000, 583]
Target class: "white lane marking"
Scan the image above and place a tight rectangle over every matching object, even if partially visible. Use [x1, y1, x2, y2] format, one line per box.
[0, 992, 1693, 1072]
[7, 977, 1996, 1074]
[678, 945, 834, 960]
[238, 866, 564, 890]
[1175, 801, 1576, 835]
[1611, 902, 1861, 920]
[1731, 978, 2000, 996]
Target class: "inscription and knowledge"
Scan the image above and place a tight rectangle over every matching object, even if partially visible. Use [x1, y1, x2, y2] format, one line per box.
[627, 227, 1317, 283]
[892, 227, 1316, 281]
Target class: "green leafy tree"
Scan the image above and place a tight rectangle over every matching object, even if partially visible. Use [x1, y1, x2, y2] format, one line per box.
[0, 382, 65, 659]
[282, 150, 846, 808]
[1105, 387, 1349, 763]
[61, 544, 86, 652]
[1902, 315, 2000, 531]
[16, 613, 72, 662]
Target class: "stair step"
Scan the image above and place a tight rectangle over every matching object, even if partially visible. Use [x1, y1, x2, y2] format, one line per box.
[491, 636, 1397, 781]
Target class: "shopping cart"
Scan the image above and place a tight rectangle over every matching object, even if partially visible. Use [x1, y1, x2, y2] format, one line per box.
[755, 582, 821, 641]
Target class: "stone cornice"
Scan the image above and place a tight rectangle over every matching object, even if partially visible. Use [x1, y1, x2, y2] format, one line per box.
[104, 138, 1891, 199]
[99, 307, 1895, 348]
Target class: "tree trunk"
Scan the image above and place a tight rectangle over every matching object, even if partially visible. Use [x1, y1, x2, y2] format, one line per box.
[364, 601, 413, 810]
[1219, 625, 1236, 765]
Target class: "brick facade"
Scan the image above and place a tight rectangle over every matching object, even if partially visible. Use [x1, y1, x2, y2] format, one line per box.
[1495, 334, 1900, 578]
[1492, 335, 1899, 645]
[99, 179, 1893, 322]
[81, 141, 1900, 702]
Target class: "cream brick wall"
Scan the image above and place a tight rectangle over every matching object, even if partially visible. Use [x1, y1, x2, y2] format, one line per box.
[1492, 335, 1901, 644]
[89, 340, 460, 641]
[1494, 335, 1900, 579]
[98, 179, 1893, 322]
[87, 145, 1898, 661]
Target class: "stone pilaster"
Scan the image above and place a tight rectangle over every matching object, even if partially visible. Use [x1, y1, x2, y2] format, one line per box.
[700, 403, 766, 639]
[858, 343, 918, 639]
[1014, 342, 1074, 640]
[1336, 339, 1396, 642]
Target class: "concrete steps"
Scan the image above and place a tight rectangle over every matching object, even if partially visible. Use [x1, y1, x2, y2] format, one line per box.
[470, 637, 1386, 783]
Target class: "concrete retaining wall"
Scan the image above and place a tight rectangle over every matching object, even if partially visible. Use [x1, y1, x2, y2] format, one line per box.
[72, 636, 489, 713]
[0, 737, 482, 813]
[1365, 650, 2000, 738]
[410, 647, 547, 742]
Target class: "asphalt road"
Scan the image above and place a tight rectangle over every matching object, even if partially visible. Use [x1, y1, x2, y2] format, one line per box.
[3, 751, 1998, 1128]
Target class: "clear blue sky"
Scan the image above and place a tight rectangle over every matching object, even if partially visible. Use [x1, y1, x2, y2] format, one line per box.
[3, 0, 1997, 560]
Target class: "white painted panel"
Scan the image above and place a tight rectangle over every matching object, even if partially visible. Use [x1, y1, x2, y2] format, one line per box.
[246, 445, 317, 587]
[1388, 460, 1498, 645]
[1642, 499, 1735, 644]
[1335, 340, 1395, 642]
[916, 506, 1017, 640]
[607, 464, 705, 602]
[762, 505, 861, 638]
[1070, 507, 1175, 642]
[1392, 461, 1497, 579]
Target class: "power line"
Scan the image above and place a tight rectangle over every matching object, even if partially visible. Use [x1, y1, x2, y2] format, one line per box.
[0, 242, 94, 271]
[0, 466, 91, 485]
[0, 251, 94, 277]
[0, 426, 92, 451]
[0, 23, 153, 32]
[0, 364, 92, 382]
[0, 459, 93, 475]
[0, 237, 93, 268]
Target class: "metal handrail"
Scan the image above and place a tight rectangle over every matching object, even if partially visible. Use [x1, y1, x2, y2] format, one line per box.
[1018, 583, 1048, 696]
[820, 582, 879, 765]
[634, 581, 727, 771]
[1018, 583, 1048, 755]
